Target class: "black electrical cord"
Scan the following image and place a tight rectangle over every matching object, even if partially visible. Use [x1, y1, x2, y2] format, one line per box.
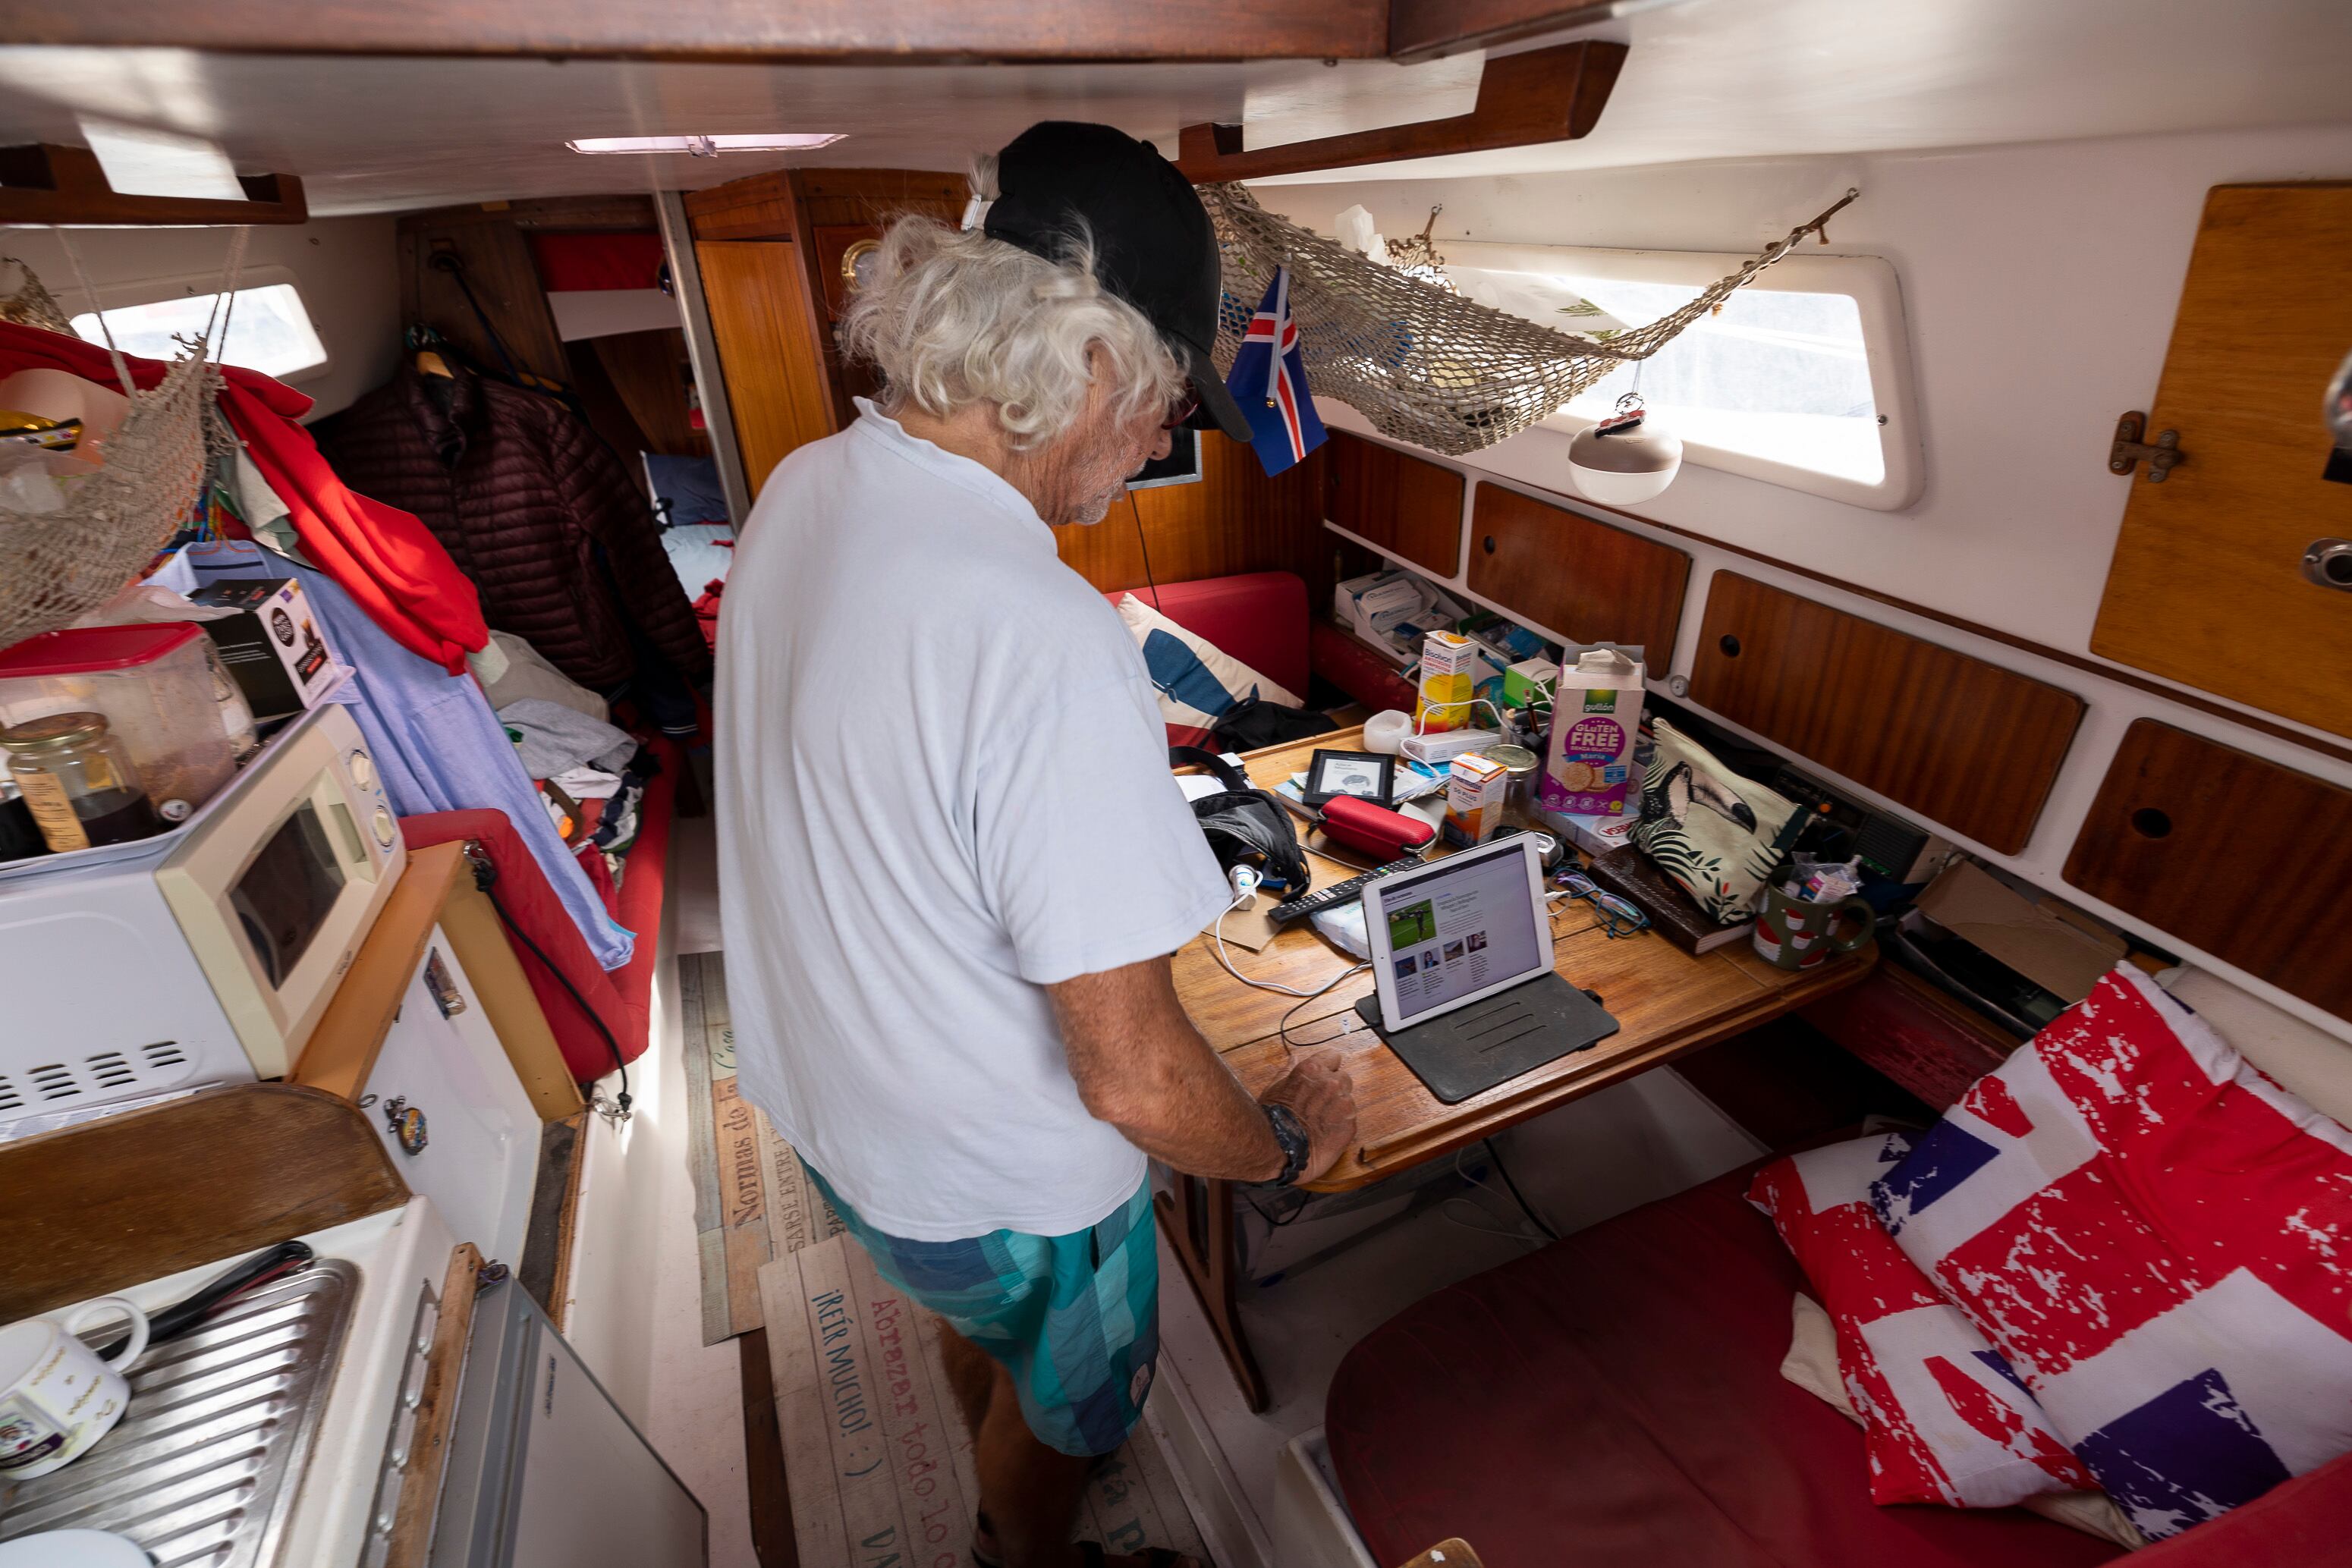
[1127, 491, 1161, 609]
[1483, 1137, 1559, 1243]
[467, 845, 631, 1116]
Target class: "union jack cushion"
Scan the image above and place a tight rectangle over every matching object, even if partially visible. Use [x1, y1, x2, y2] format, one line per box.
[1747, 1131, 2095, 1507]
[1872, 966, 2352, 1540]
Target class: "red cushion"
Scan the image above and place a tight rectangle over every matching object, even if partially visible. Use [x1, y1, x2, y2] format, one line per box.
[1308, 619, 1419, 714]
[1102, 571, 1309, 701]
[1325, 1167, 2124, 1568]
[401, 804, 654, 1083]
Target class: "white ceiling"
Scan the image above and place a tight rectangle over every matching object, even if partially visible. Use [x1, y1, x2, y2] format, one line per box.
[0, 0, 2346, 217]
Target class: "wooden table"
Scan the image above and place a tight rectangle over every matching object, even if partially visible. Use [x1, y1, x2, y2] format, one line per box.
[1162, 728, 1874, 1410]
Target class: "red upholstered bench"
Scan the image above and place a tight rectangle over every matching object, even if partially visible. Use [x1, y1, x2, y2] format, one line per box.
[1324, 1163, 2352, 1568]
[399, 733, 679, 1086]
[1102, 570, 1418, 727]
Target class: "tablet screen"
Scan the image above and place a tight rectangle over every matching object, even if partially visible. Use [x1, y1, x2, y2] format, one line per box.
[1379, 844, 1548, 1025]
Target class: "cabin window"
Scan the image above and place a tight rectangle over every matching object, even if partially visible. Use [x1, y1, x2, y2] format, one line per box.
[71, 273, 329, 383]
[1442, 243, 1923, 510]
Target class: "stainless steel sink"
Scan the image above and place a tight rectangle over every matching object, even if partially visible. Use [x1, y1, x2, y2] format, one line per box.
[0, 1260, 357, 1568]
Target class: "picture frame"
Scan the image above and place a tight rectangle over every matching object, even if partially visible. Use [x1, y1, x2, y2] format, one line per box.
[1303, 748, 1396, 809]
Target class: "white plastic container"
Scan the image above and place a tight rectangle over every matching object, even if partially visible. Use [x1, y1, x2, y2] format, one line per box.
[0, 623, 247, 819]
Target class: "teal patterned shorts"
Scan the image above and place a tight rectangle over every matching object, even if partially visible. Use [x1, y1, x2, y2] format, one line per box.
[801, 1164, 1160, 1458]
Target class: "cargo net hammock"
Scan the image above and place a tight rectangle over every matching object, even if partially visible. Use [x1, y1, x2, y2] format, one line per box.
[0, 231, 247, 651]
[1201, 184, 1860, 457]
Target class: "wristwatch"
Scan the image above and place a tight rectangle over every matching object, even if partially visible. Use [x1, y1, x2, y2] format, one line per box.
[1262, 1101, 1310, 1187]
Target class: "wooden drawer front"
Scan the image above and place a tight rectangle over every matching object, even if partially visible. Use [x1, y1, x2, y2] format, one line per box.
[2066, 721, 2352, 1020]
[2089, 184, 2352, 740]
[1325, 430, 1464, 575]
[1689, 573, 2084, 854]
[1467, 484, 1690, 654]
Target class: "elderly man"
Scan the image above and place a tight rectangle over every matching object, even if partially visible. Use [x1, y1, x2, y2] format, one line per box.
[715, 122, 1359, 1568]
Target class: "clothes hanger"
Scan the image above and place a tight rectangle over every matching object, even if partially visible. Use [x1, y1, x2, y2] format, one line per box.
[404, 322, 455, 379]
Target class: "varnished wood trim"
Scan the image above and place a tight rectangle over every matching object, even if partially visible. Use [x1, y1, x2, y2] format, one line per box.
[384, 1243, 485, 1568]
[1690, 572, 2086, 855]
[439, 872, 583, 1121]
[1370, 454, 2352, 772]
[1326, 429, 1464, 577]
[0, 143, 306, 225]
[1389, 0, 1629, 59]
[1466, 482, 1689, 654]
[293, 842, 468, 1104]
[2064, 721, 2352, 1023]
[1588, 496, 2352, 771]
[1175, 42, 1625, 183]
[5, 0, 1388, 61]
[0, 1085, 407, 1321]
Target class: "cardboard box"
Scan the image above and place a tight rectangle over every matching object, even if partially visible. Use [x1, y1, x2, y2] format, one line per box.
[1913, 860, 2128, 1004]
[1548, 808, 1644, 858]
[188, 577, 338, 720]
[1416, 630, 1482, 733]
[1502, 658, 1556, 712]
[1442, 750, 1511, 847]
[1540, 648, 1644, 816]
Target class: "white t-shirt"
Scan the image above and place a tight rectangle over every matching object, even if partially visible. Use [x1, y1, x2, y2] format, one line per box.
[715, 401, 1232, 1242]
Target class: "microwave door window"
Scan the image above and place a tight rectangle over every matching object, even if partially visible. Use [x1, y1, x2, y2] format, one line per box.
[230, 803, 347, 988]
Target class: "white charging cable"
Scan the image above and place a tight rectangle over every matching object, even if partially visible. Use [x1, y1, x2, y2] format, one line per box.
[1212, 864, 1370, 1000]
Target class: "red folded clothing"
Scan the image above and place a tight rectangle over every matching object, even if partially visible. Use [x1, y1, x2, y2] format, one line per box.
[0, 321, 489, 673]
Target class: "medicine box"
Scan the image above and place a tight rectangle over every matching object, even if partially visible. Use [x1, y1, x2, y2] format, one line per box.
[1416, 630, 1482, 733]
[1442, 751, 1511, 848]
[188, 577, 339, 721]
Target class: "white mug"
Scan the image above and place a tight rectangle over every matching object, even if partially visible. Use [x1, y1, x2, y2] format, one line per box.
[0, 1299, 150, 1478]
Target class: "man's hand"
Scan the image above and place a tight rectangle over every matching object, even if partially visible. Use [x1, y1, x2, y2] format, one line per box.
[1052, 956, 1357, 1184]
[1260, 1049, 1360, 1186]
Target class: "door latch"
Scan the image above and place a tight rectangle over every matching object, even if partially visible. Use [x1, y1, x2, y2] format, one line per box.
[2110, 411, 2186, 482]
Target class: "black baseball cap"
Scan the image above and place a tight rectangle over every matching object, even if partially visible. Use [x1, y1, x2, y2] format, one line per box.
[983, 121, 1253, 444]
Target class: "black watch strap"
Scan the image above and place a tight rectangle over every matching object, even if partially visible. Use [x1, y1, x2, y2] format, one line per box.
[1262, 1101, 1310, 1187]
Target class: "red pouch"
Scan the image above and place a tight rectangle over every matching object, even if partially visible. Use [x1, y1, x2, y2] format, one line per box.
[1319, 794, 1437, 862]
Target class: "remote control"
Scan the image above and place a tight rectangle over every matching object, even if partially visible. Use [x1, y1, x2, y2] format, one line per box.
[1267, 856, 1429, 926]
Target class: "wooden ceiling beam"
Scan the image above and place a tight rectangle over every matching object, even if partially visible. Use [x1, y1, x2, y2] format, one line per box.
[0, 143, 307, 226]
[1388, 0, 1650, 63]
[0, 0, 1388, 62]
[1174, 39, 1627, 183]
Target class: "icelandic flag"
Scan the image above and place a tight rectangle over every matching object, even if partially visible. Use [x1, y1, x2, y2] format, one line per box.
[1225, 266, 1326, 476]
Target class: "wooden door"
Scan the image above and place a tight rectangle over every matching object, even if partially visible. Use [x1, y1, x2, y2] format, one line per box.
[2089, 183, 2352, 737]
[696, 240, 837, 499]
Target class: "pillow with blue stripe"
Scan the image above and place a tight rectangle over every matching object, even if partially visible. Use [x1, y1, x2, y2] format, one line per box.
[1116, 593, 1301, 746]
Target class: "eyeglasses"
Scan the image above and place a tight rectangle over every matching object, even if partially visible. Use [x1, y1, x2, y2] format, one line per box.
[1162, 391, 1200, 431]
[1556, 871, 1650, 938]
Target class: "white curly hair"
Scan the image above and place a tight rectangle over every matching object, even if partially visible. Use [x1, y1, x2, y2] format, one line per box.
[837, 156, 1185, 450]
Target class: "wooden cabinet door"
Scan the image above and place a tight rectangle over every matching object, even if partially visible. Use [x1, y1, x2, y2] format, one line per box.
[2090, 183, 2352, 738]
[1468, 483, 1690, 655]
[696, 239, 837, 499]
[1325, 430, 1464, 575]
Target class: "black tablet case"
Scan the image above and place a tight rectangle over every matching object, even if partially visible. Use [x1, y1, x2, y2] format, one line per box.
[1353, 973, 1620, 1104]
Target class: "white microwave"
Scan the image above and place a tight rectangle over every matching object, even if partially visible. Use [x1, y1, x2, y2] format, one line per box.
[0, 703, 404, 1126]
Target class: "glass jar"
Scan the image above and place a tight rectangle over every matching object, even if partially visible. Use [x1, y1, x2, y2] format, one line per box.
[0, 711, 163, 852]
[1486, 743, 1544, 828]
[0, 774, 47, 863]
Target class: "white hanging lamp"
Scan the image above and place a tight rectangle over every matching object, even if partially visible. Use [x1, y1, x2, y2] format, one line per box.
[1567, 391, 1682, 505]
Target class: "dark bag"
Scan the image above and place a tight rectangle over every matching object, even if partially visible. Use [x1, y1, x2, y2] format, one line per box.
[1169, 745, 1313, 898]
[1209, 695, 1338, 753]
